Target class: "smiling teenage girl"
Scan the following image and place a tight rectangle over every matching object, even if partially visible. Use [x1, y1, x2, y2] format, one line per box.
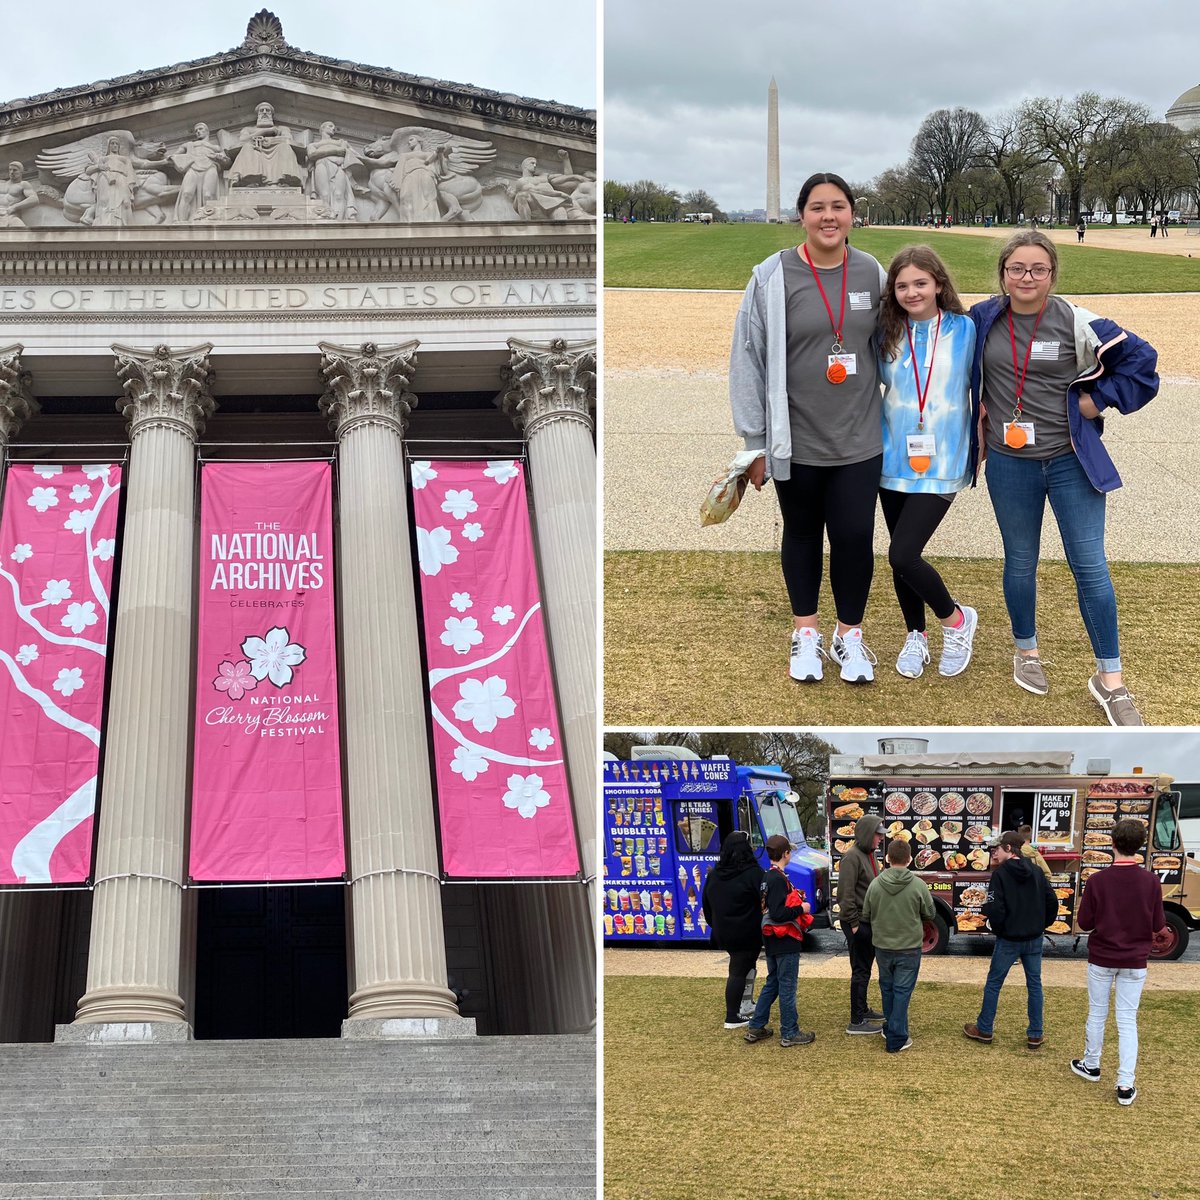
[877, 245, 977, 679]
[730, 172, 887, 685]
[969, 230, 1159, 725]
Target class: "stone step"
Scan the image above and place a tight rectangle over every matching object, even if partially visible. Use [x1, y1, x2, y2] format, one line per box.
[0, 1186, 595, 1200]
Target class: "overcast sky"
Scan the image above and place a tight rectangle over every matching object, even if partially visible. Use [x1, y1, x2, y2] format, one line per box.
[1, 1, 596, 111]
[605, 0, 1199, 212]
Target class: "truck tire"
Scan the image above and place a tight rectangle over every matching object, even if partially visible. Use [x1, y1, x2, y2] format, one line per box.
[922, 911, 949, 956]
[1151, 911, 1189, 961]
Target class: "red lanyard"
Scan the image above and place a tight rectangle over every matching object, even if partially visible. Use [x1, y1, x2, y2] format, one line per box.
[904, 312, 941, 431]
[802, 245, 848, 351]
[1007, 302, 1047, 420]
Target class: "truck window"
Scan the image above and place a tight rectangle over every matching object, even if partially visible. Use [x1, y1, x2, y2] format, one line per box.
[1153, 795, 1182, 852]
[739, 796, 763, 849]
[758, 792, 803, 841]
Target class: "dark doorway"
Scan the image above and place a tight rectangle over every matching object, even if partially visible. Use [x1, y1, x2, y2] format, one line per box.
[194, 886, 347, 1039]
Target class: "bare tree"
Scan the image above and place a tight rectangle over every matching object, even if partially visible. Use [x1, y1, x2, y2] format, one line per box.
[982, 107, 1046, 224]
[910, 106, 988, 221]
[1130, 122, 1191, 221]
[681, 188, 725, 220]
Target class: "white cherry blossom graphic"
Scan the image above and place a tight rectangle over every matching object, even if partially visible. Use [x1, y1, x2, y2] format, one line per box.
[63, 510, 94, 535]
[416, 526, 459, 576]
[41, 579, 72, 605]
[241, 626, 307, 687]
[93, 539, 115, 562]
[61, 601, 99, 634]
[450, 746, 489, 782]
[69, 484, 92, 502]
[449, 592, 472, 612]
[52, 667, 85, 698]
[410, 461, 438, 490]
[10, 544, 32, 563]
[441, 489, 478, 520]
[528, 728, 555, 751]
[32, 466, 62, 478]
[503, 773, 550, 820]
[441, 616, 484, 655]
[492, 605, 515, 626]
[484, 461, 519, 485]
[461, 523, 484, 543]
[28, 487, 59, 513]
[82, 465, 111, 480]
[452, 675, 516, 733]
[15, 644, 38, 666]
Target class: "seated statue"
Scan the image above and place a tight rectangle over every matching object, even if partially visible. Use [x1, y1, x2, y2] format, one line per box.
[228, 102, 304, 188]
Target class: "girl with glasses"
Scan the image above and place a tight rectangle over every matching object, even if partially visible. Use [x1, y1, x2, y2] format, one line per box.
[730, 172, 888, 685]
[877, 245, 977, 679]
[969, 230, 1159, 725]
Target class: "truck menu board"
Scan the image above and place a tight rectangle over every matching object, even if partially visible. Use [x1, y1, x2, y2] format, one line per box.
[603, 780, 675, 941]
[674, 799, 721, 941]
[1028, 790, 1075, 846]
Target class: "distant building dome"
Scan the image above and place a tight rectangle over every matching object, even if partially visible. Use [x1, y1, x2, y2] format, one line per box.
[1166, 83, 1200, 133]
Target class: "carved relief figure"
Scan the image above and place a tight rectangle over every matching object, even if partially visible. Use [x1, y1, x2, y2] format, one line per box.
[36, 131, 175, 226]
[553, 149, 597, 219]
[0, 162, 38, 227]
[306, 122, 364, 220]
[506, 156, 574, 221]
[362, 127, 495, 222]
[228, 102, 304, 188]
[169, 122, 231, 222]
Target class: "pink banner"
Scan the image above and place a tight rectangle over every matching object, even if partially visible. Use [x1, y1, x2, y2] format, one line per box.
[412, 459, 579, 878]
[0, 463, 122, 884]
[190, 462, 344, 882]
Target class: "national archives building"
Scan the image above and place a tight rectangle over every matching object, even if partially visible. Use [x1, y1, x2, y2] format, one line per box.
[0, 12, 597, 1042]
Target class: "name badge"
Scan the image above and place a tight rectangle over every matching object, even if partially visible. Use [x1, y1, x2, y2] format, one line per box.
[828, 353, 857, 376]
[906, 433, 937, 457]
[848, 291, 872, 311]
[1006, 421, 1036, 447]
[1030, 341, 1060, 361]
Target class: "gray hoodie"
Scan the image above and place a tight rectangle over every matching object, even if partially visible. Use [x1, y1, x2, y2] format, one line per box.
[836, 814, 882, 928]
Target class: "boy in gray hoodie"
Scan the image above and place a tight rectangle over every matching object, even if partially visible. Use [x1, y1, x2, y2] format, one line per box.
[861, 838, 934, 1053]
[836, 813, 884, 1033]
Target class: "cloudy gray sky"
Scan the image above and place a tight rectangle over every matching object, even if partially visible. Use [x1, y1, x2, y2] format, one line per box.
[2, 1, 595, 110]
[605, 0, 1198, 212]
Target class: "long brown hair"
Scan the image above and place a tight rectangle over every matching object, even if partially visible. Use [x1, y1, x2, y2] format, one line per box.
[879, 244, 967, 359]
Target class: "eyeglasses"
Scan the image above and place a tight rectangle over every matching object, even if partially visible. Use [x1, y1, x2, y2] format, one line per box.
[1004, 264, 1053, 280]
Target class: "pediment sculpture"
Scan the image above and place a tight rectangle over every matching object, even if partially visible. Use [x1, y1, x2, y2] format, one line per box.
[18, 106, 595, 228]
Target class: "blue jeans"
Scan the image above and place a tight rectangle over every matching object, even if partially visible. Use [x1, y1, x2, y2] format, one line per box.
[749, 949, 800, 1040]
[875, 947, 921, 1051]
[976, 935, 1044, 1038]
[985, 449, 1120, 671]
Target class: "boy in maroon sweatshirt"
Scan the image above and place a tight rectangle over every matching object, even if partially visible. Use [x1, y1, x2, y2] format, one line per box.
[1071, 818, 1168, 1106]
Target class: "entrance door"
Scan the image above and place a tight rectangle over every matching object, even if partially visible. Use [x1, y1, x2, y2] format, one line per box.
[194, 885, 347, 1039]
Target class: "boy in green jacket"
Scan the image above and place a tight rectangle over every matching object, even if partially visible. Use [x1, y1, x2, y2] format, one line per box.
[861, 838, 934, 1053]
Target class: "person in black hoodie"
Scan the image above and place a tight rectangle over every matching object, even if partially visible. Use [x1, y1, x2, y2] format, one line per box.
[701, 831, 766, 1028]
[964, 830, 1057, 1048]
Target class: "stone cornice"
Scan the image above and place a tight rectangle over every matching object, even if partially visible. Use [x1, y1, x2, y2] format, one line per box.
[0, 344, 38, 441]
[503, 337, 596, 437]
[319, 340, 419, 439]
[0, 13, 595, 143]
[114, 343, 215, 440]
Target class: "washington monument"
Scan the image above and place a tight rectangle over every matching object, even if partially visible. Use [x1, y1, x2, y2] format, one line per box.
[767, 77, 780, 222]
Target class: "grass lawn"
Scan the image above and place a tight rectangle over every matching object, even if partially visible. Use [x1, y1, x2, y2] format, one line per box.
[604, 222, 1200, 293]
[602, 552, 1200, 726]
[604, 976, 1200, 1200]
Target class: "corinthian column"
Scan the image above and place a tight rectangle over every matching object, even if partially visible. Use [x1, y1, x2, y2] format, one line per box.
[66, 344, 214, 1041]
[504, 337, 597, 1031]
[0, 345, 38, 450]
[319, 341, 469, 1037]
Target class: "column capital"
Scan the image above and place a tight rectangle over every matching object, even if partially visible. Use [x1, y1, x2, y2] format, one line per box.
[113, 343, 215, 441]
[319, 340, 419, 439]
[503, 337, 597, 438]
[0, 344, 38, 445]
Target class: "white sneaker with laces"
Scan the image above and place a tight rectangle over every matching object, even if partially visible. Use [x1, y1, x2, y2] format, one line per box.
[896, 630, 929, 679]
[831, 628, 876, 684]
[788, 629, 824, 682]
[939, 604, 978, 677]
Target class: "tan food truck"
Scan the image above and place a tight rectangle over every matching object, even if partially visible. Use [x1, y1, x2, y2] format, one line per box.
[825, 750, 1199, 958]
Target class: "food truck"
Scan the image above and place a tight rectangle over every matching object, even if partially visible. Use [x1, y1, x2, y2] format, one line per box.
[825, 749, 1199, 958]
[602, 748, 830, 943]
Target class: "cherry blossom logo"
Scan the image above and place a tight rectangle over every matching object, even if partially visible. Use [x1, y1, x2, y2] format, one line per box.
[241, 626, 307, 687]
[212, 660, 259, 701]
[452, 675, 516, 733]
[441, 489, 478, 520]
[503, 773, 550, 819]
[441, 616, 483, 655]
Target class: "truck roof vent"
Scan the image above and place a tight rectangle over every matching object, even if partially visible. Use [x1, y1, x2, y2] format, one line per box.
[1085, 758, 1111, 775]
[877, 737, 929, 754]
[630, 744, 701, 761]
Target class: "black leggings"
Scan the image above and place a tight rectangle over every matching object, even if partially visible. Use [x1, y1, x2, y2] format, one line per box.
[878, 488, 956, 632]
[773, 455, 881, 625]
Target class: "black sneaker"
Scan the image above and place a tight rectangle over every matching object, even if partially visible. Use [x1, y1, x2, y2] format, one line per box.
[863, 1008, 885, 1021]
[780, 1031, 816, 1047]
[846, 1020, 882, 1035]
[723, 1019, 749, 1030]
[744, 1025, 774, 1043]
[1071, 1059, 1101, 1082]
[1117, 1085, 1137, 1106]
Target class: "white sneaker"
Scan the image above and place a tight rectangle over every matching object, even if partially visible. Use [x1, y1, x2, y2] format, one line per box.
[831, 628, 876, 683]
[896, 630, 930, 679]
[939, 604, 978, 677]
[789, 629, 824, 682]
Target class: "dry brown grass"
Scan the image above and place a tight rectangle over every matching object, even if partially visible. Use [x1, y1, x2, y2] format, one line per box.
[602, 551, 1200, 726]
[604, 976, 1200, 1200]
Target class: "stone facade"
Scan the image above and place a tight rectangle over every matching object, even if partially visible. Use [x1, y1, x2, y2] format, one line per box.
[0, 12, 596, 1043]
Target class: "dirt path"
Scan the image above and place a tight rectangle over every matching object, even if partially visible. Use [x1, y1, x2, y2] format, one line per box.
[930, 220, 1197, 257]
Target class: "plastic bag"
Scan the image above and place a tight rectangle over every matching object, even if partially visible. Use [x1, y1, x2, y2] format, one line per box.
[699, 450, 764, 527]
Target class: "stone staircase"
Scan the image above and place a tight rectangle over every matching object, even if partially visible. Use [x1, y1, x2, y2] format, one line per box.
[0, 1034, 595, 1198]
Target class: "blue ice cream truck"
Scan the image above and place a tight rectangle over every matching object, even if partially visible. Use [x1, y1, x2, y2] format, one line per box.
[602, 750, 831, 943]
